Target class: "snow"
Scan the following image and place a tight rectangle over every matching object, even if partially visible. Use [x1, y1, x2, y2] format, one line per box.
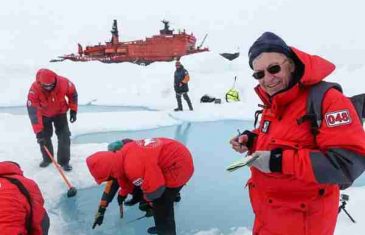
[1, 0, 365, 234]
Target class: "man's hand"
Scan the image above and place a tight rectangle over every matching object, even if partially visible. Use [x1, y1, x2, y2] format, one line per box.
[92, 206, 106, 229]
[36, 132, 46, 145]
[230, 134, 249, 153]
[230, 130, 257, 153]
[69, 110, 77, 123]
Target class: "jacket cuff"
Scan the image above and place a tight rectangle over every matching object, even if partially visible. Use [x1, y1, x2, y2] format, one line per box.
[269, 148, 283, 172]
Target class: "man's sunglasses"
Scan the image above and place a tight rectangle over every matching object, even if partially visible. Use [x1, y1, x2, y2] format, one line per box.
[252, 60, 288, 80]
[41, 83, 56, 90]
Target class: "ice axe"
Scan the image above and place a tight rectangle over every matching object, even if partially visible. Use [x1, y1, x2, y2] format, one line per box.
[43, 146, 77, 197]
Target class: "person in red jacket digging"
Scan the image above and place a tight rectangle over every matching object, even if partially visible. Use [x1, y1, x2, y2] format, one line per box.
[86, 137, 194, 235]
[0, 161, 50, 235]
[27, 68, 78, 171]
[230, 32, 365, 235]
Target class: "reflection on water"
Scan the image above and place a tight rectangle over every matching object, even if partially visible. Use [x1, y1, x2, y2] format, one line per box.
[175, 122, 191, 145]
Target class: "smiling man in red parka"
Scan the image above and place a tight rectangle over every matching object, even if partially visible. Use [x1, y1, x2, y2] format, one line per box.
[27, 68, 78, 171]
[86, 137, 194, 235]
[230, 32, 365, 235]
[0, 161, 50, 235]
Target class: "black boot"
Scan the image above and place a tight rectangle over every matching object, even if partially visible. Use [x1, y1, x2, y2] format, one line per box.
[61, 163, 72, 171]
[147, 226, 158, 234]
[39, 160, 51, 168]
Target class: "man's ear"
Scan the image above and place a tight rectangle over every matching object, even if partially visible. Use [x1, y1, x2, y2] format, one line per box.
[288, 58, 295, 73]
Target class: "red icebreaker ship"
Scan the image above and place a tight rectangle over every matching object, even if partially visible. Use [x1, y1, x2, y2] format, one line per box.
[51, 20, 209, 65]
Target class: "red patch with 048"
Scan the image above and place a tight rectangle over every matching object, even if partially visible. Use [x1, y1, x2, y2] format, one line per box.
[325, 109, 352, 127]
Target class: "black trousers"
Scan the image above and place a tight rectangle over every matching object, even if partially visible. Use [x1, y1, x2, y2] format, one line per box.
[39, 113, 71, 165]
[152, 186, 183, 235]
[175, 92, 193, 110]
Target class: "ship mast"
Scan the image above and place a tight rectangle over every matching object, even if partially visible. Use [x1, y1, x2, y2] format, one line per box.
[160, 20, 173, 35]
[110, 19, 119, 44]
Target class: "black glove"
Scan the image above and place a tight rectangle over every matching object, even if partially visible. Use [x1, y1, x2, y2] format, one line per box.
[117, 195, 126, 218]
[139, 201, 153, 217]
[124, 187, 143, 206]
[92, 206, 106, 229]
[36, 132, 46, 145]
[70, 110, 77, 123]
[174, 192, 181, 202]
[241, 130, 257, 149]
[144, 208, 153, 217]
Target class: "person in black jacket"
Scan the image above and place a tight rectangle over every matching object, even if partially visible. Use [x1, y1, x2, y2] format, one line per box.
[174, 61, 193, 111]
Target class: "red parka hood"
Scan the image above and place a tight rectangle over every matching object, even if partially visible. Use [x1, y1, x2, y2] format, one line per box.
[86, 151, 122, 184]
[0, 161, 23, 176]
[255, 47, 336, 107]
[36, 68, 57, 85]
[290, 47, 335, 86]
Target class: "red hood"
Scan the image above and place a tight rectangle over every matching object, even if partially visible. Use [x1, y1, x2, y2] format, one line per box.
[0, 161, 23, 176]
[290, 47, 335, 85]
[36, 68, 57, 84]
[255, 47, 335, 108]
[86, 151, 122, 184]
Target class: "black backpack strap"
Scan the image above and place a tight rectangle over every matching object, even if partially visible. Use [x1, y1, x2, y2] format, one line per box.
[297, 81, 342, 136]
[349, 93, 365, 124]
[0, 176, 33, 233]
[254, 108, 264, 128]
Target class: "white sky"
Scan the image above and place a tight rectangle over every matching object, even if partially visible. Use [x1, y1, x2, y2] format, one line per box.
[1, 0, 365, 234]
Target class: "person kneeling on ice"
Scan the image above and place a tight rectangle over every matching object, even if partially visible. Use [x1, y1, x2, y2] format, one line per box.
[0, 161, 50, 235]
[86, 137, 194, 235]
[230, 32, 365, 235]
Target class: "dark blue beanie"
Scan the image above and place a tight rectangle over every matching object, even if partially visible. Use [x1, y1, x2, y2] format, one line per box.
[248, 32, 292, 69]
